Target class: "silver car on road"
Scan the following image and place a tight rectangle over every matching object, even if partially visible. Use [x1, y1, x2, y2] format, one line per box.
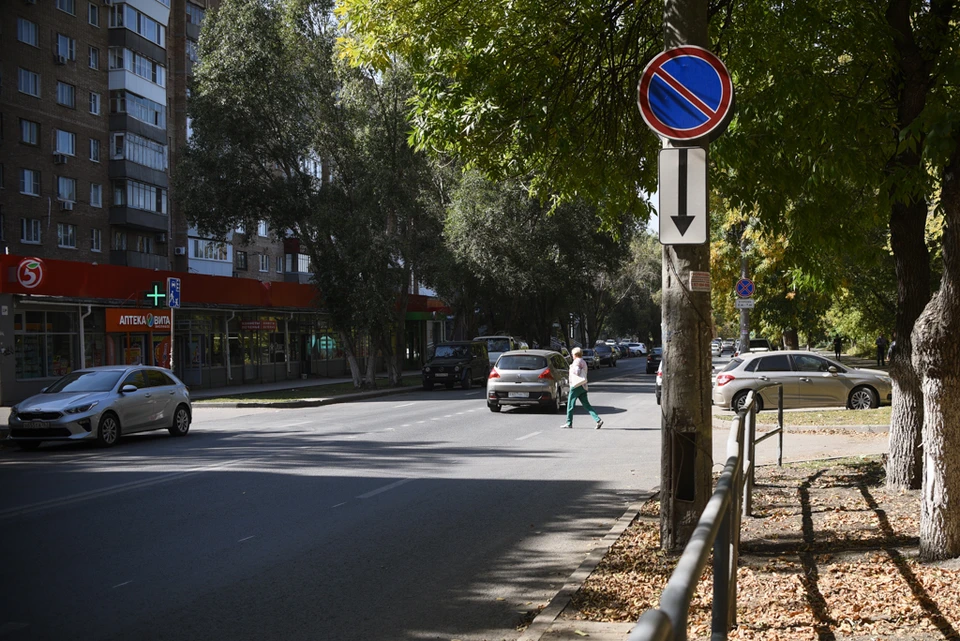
[486, 350, 569, 413]
[7, 366, 192, 450]
[713, 351, 892, 411]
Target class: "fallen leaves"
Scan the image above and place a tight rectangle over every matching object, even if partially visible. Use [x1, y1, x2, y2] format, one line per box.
[563, 457, 960, 640]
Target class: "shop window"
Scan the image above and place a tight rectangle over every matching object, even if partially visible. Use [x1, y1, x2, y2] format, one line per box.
[15, 310, 79, 379]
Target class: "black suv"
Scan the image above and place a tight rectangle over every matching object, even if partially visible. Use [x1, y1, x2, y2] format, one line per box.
[422, 341, 490, 390]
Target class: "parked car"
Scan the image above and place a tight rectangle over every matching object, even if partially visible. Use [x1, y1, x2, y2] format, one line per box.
[486, 350, 570, 413]
[474, 335, 524, 366]
[593, 343, 618, 367]
[627, 342, 647, 356]
[646, 347, 663, 374]
[7, 366, 192, 450]
[712, 351, 892, 411]
[711, 339, 723, 357]
[734, 338, 773, 357]
[722, 339, 735, 354]
[581, 348, 601, 370]
[422, 341, 489, 390]
[655, 361, 663, 405]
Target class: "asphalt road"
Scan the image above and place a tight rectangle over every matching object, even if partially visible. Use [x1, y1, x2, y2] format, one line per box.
[0, 356, 661, 641]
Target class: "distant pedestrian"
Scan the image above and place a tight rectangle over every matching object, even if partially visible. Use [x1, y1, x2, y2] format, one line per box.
[562, 347, 603, 429]
[833, 336, 843, 360]
[876, 334, 889, 367]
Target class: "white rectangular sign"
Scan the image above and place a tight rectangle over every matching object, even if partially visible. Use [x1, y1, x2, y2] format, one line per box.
[658, 147, 707, 245]
[735, 298, 756, 309]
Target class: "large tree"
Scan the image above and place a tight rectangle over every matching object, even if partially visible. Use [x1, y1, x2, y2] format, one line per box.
[177, 0, 445, 387]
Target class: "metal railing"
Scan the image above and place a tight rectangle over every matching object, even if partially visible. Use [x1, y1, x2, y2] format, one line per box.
[628, 383, 784, 641]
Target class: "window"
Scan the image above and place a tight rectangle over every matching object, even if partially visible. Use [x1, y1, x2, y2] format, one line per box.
[91, 228, 102, 252]
[89, 92, 101, 115]
[110, 5, 165, 47]
[259, 254, 269, 272]
[110, 90, 165, 128]
[17, 19, 39, 46]
[186, 39, 199, 63]
[15, 310, 82, 379]
[111, 132, 167, 170]
[20, 119, 39, 145]
[113, 231, 126, 250]
[18, 68, 40, 97]
[90, 138, 101, 162]
[112, 179, 167, 213]
[108, 48, 165, 87]
[258, 220, 268, 237]
[88, 3, 100, 26]
[20, 169, 40, 196]
[58, 176, 77, 202]
[186, 3, 205, 25]
[755, 355, 792, 372]
[135, 235, 153, 253]
[58, 223, 77, 248]
[192, 239, 228, 261]
[21, 218, 41, 244]
[90, 183, 102, 207]
[89, 46, 100, 70]
[56, 0, 76, 15]
[276, 255, 284, 273]
[57, 34, 76, 60]
[55, 130, 76, 155]
[57, 82, 76, 108]
[236, 251, 248, 271]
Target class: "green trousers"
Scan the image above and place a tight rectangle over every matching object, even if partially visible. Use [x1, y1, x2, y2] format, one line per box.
[566, 385, 600, 425]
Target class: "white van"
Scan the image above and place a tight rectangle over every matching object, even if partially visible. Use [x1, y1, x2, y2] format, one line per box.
[474, 335, 524, 366]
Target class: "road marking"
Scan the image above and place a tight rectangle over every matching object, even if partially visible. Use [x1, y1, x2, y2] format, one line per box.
[455, 412, 465, 415]
[332, 502, 347, 508]
[401, 424, 411, 427]
[346, 435, 360, 439]
[431, 418, 440, 421]
[238, 535, 256, 542]
[516, 431, 542, 441]
[381, 428, 395, 432]
[278, 420, 312, 428]
[357, 478, 413, 499]
[0, 456, 266, 521]
[417, 421, 426, 424]
[393, 402, 416, 408]
[463, 391, 483, 396]
[112, 581, 133, 589]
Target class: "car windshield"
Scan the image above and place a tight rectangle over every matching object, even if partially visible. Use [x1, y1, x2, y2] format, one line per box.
[44, 370, 124, 393]
[434, 345, 469, 359]
[653, 348, 663, 355]
[595, 345, 611, 353]
[497, 355, 547, 371]
[484, 338, 511, 352]
[583, 349, 595, 356]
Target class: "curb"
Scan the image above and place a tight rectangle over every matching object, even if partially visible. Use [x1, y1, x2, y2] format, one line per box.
[711, 417, 888, 434]
[193, 384, 421, 409]
[518, 489, 659, 641]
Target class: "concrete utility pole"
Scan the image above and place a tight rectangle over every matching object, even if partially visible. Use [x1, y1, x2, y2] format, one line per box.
[659, 0, 714, 553]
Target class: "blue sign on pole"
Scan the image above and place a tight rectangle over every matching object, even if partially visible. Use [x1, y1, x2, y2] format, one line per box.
[167, 277, 181, 308]
[638, 46, 734, 143]
[735, 278, 755, 299]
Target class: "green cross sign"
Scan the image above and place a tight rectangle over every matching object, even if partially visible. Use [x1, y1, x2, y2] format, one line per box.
[147, 283, 166, 307]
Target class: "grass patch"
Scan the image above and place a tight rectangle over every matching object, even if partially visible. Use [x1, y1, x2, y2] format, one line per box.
[197, 375, 422, 403]
[714, 405, 891, 427]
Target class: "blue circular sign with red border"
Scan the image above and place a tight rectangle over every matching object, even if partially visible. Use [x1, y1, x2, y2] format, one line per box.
[736, 278, 755, 298]
[638, 46, 734, 142]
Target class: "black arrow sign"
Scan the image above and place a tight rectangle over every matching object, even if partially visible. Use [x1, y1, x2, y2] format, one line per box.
[671, 148, 694, 235]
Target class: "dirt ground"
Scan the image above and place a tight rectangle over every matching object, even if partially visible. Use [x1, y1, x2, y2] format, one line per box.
[563, 457, 960, 640]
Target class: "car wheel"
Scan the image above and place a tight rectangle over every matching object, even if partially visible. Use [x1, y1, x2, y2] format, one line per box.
[168, 404, 191, 437]
[17, 441, 42, 451]
[96, 412, 121, 448]
[422, 381, 433, 391]
[462, 371, 472, 390]
[849, 386, 878, 410]
[488, 403, 501, 413]
[733, 390, 763, 412]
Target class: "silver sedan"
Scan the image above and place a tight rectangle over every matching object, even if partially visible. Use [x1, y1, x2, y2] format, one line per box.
[7, 366, 192, 450]
[713, 351, 892, 411]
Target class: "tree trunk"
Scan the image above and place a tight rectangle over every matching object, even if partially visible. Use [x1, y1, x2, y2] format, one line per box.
[913, 137, 960, 561]
[883, 0, 935, 490]
[340, 331, 364, 388]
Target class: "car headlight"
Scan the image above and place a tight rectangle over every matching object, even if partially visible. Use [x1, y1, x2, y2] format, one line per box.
[455, 365, 461, 372]
[9, 405, 18, 419]
[424, 367, 431, 373]
[65, 401, 99, 414]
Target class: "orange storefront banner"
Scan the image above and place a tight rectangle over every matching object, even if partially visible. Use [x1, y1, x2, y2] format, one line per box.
[106, 308, 173, 333]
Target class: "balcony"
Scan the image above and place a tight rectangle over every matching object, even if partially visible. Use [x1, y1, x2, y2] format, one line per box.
[108, 29, 166, 66]
[109, 206, 169, 232]
[110, 250, 170, 270]
[108, 160, 168, 187]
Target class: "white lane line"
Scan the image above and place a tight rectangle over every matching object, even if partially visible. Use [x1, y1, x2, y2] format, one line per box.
[381, 428, 395, 432]
[346, 435, 360, 439]
[112, 581, 133, 589]
[416, 421, 426, 424]
[277, 420, 312, 428]
[332, 502, 347, 508]
[393, 402, 416, 408]
[0, 456, 264, 521]
[443, 415, 453, 418]
[238, 535, 256, 543]
[455, 412, 465, 415]
[516, 431, 543, 441]
[431, 418, 440, 421]
[463, 391, 483, 396]
[357, 478, 414, 499]
[401, 424, 411, 427]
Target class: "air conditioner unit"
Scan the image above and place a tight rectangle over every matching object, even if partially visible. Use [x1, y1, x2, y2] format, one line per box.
[59, 201, 74, 211]
[53, 153, 68, 165]
[55, 55, 67, 65]
[155, 232, 167, 243]
[174, 247, 186, 255]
